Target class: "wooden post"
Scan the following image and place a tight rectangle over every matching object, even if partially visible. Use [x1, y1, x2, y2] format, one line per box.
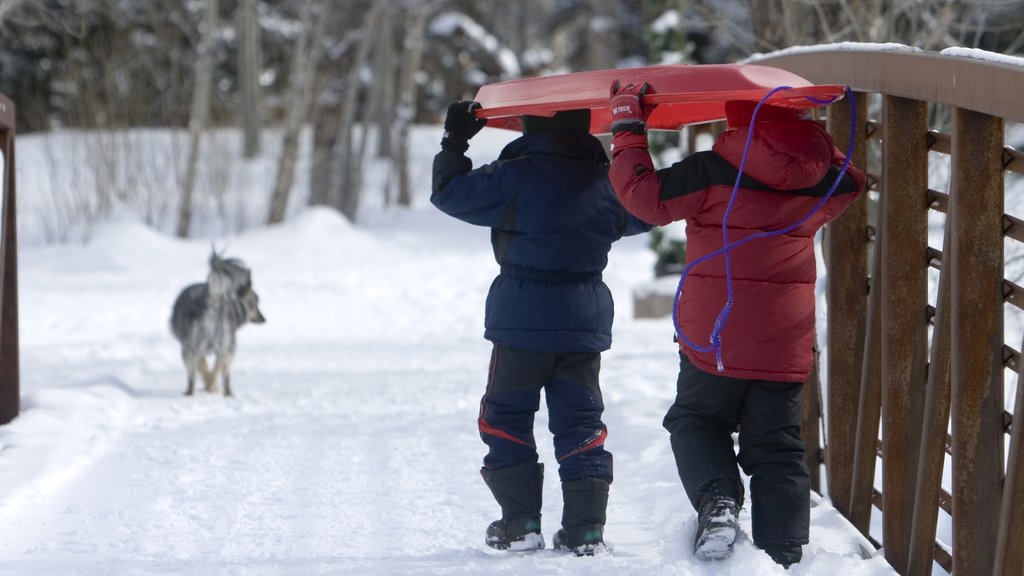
[823, 91, 870, 519]
[878, 95, 930, 574]
[907, 207, 953, 575]
[0, 93, 18, 425]
[803, 333, 823, 491]
[949, 107, 1004, 576]
[994, 331, 1024, 575]
[849, 215, 882, 536]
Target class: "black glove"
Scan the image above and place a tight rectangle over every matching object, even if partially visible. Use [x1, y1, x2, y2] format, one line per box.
[441, 100, 486, 152]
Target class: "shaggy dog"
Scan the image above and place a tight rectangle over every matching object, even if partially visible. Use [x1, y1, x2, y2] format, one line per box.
[171, 251, 266, 397]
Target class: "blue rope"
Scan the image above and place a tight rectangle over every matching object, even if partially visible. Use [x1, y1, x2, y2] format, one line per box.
[672, 85, 857, 372]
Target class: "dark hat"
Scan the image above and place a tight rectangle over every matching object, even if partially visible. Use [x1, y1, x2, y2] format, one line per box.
[724, 100, 805, 128]
[521, 109, 591, 134]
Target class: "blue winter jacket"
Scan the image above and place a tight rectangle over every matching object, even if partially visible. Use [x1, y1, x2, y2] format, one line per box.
[432, 130, 653, 352]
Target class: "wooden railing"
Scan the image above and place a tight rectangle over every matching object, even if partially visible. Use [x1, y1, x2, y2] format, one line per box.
[754, 48, 1024, 575]
[0, 93, 17, 426]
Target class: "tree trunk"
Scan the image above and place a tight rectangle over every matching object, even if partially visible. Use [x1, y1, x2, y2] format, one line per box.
[586, 0, 620, 71]
[239, 0, 261, 158]
[513, 0, 528, 54]
[177, 0, 218, 238]
[328, 4, 382, 222]
[308, 28, 360, 208]
[361, 6, 394, 204]
[266, 1, 327, 224]
[374, 6, 396, 161]
[396, 1, 433, 206]
[308, 103, 339, 207]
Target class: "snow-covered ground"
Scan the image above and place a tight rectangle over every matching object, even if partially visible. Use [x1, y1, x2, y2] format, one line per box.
[4, 126, 899, 575]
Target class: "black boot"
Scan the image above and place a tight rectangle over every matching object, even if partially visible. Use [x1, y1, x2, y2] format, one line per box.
[553, 478, 609, 556]
[761, 541, 802, 568]
[693, 496, 740, 562]
[480, 462, 545, 551]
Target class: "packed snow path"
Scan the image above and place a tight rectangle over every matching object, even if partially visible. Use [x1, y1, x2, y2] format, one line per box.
[7, 122, 900, 575]
[5, 206, 898, 575]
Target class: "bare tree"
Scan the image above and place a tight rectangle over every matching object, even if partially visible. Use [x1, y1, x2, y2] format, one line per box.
[307, 25, 361, 209]
[307, 98, 340, 208]
[328, 4, 382, 221]
[177, 0, 219, 238]
[238, 0, 262, 158]
[396, 1, 437, 206]
[586, 0, 622, 69]
[359, 4, 397, 204]
[746, 0, 817, 52]
[0, 0, 32, 27]
[374, 6, 397, 160]
[266, 1, 327, 225]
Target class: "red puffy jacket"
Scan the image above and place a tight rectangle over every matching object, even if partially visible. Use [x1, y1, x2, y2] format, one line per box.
[610, 114, 866, 382]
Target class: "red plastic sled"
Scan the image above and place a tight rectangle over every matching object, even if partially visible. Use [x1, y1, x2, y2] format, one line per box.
[472, 64, 845, 134]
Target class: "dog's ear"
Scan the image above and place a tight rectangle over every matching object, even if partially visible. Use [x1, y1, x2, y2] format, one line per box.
[209, 243, 223, 270]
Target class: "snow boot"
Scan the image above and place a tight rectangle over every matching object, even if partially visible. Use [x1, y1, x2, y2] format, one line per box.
[553, 478, 609, 556]
[693, 496, 740, 562]
[480, 462, 545, 551]
[761, 541, 802, 568]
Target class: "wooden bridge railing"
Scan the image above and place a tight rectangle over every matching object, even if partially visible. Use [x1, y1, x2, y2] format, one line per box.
[754, 48, 1024, 575]
[0, 93, 17, 426]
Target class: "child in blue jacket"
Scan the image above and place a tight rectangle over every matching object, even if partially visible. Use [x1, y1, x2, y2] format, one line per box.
[432, 101, 652, 555]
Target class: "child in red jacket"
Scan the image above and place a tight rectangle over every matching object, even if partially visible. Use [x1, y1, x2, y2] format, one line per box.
[607, 81, 866, 567]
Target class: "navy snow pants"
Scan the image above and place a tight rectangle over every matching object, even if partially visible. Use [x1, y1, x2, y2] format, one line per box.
[479, 343, 612, 483]
[662, 353, 810, 547]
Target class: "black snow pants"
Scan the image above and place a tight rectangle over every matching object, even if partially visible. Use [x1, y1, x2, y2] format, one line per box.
[478, 343, 612, 483]
[662, 352, 810, 547]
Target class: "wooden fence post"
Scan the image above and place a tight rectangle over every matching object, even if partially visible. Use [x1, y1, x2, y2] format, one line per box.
[803, 334, 823, 491]
[824, 90, 870, 519]
[949, 107, 1004, 576]
[878, 95, 930, 574]
[0, 92, 18, 425]
[849, 218, 882, 536]
[907, 200, 953, 575]
[994, 331, 1024, 574]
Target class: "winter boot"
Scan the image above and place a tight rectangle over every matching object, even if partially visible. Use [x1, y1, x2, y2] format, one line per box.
[553, 478, 609, 556]
[693, 496, 740, 562]
[480, 462, 545, 551]
[761, 541, 802, 568]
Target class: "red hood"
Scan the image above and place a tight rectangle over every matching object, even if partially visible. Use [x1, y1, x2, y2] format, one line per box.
[712, 120, 834, 191]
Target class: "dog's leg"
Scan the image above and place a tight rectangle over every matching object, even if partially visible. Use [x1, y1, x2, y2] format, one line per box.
[184, 357, 197, 396]
[219, 356, 234, 398]
[199, 357, 219, 393]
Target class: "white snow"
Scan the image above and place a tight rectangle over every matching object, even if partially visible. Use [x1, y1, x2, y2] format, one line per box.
[430, 12, 521, 79]
[940, 46, 1024, 68]
[745, 41, 923, 63]
[3, 125, 900, 575]
[746, 41, 1024, 70]
[650, 10, 681, 35]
